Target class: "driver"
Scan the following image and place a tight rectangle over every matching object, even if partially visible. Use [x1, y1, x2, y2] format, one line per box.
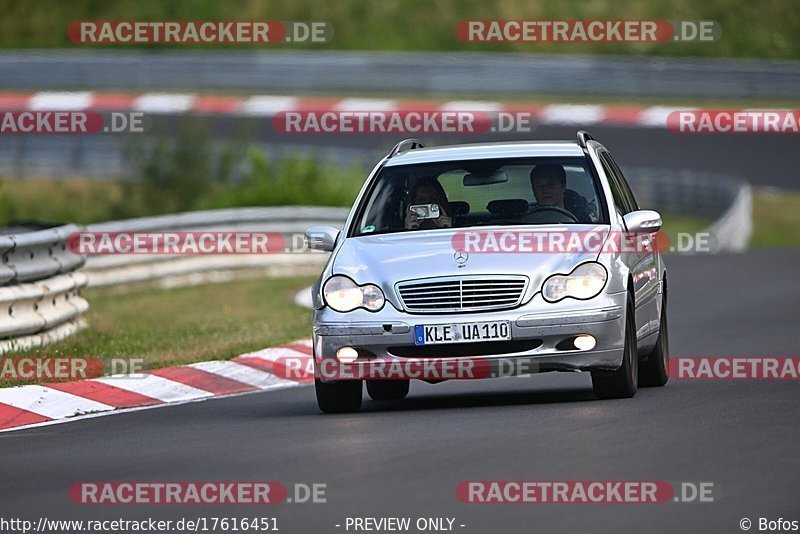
[529, 164, 592, 222]
[530, 164, 567, 208]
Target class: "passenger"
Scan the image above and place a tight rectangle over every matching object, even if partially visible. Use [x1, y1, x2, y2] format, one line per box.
[404, 179, 453, 230]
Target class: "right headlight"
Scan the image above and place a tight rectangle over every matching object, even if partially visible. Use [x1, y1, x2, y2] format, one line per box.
[542, 262, 607, 303]
[323, 275, 385, 312]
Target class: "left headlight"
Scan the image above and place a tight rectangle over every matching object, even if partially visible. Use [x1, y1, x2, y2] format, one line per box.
[542, 262, 608, 303]
[323, 275, 385, 312]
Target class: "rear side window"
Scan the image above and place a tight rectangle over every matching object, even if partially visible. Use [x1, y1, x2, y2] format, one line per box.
[598, 152, 632, 215]
[604, 152, 639, 211]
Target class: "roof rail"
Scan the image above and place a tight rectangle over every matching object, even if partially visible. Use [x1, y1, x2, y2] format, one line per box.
[388, 138, 425, 158]
[577, 130, 595, 149]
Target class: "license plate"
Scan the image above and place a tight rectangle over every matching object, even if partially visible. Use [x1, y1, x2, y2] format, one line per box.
[414, 320, 511, 345]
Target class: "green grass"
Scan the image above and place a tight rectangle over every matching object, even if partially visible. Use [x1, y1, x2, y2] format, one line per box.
[0, 0, 798, 59]
[660, 213, 713, 248]
[0, 275, 316, 388]
[751, 188, 800, 248]
[0, 178, 129, 226]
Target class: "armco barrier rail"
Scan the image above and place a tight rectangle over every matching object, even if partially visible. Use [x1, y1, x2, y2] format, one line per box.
[626, 171, 753, 253]
[83, 206, 349, 287]
[0, 224, 88, 354]
[627, 168, 752, 253]
[1, 50, 798, 99]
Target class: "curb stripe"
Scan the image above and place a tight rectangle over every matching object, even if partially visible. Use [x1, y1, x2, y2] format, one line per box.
[336, 98, 397, 112]
[133, 93, 196, 113]
[90, 92, 138, 110]
[239, 95, 297, 116]
[234, 356, 313, 384]
[46, 380, 161, 408]
[601, 106, 644, 124]
[193, 95, 243, 114]
[188, 360, 298, 389]
[0, 91, 679, 128]
[285, 343, 313, 355]
[93, 374, 213, 403]
[149, 367, 257, 395]
[0, 339, 318, 432]
[240, 346, 313, 361]
[235, 346, 314, 382]
[0, 92, 34, 109]
[0, 404, 51, 430]
[541, 104, 604, 125]
[29, 91, 93, 111]
[0, 385, 114, 419]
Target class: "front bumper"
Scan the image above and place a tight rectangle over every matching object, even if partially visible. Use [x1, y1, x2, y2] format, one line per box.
[312, 291, 627, 382]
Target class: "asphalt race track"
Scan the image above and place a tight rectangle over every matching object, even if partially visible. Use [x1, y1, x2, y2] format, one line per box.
[1, 248, 798, 533]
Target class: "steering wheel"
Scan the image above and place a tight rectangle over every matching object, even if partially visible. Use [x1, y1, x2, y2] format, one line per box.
[527, 205, 579, 223]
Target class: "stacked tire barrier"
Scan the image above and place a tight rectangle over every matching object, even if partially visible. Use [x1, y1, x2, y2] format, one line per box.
[0, 224, 87, 354]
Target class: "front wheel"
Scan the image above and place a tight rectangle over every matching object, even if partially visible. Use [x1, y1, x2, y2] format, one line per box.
[592, 294, 638, 399]
[639, 289, 669, 387]
[315, 379, 362, 413]
[367, 380, 410, 401]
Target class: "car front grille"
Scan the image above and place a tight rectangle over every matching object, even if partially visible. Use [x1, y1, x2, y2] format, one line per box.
[396, 276, 528, 313]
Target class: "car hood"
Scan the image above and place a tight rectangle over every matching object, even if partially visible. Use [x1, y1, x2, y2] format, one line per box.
[332, 225, 608, 304]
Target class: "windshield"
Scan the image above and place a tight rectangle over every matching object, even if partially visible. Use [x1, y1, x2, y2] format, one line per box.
[351, 157, 606, 237]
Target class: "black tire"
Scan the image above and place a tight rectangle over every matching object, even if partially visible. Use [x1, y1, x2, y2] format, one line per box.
[367, 380, 410, 401]
[592, 293, 638, 399]
[639, 289, 669, 387]
[315, 379, 362, 413]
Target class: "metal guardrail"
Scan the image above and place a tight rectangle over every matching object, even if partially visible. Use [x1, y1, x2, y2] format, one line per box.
[704, 183, 753, 253]
[1, 50, 798, 99]
[628, 168, 752, 252]
[0, 224, 88, 354]
[83, 207, 349, 287]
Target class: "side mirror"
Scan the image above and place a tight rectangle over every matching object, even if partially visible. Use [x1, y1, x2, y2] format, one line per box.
[623, 210, 662, 233]
[305, 226, 340, 252]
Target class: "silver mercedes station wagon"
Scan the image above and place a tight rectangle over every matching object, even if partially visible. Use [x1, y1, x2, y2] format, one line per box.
[305, 132, 669, 413]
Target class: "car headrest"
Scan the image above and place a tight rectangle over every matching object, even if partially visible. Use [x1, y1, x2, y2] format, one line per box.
[564, 189, 588, 211]
[448, 201, 470, 216]
[486, 199, 529, 216]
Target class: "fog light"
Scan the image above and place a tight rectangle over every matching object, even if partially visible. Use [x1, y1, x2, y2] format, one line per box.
[574, 335, 596, 351]
[336, 346, 359, 363]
